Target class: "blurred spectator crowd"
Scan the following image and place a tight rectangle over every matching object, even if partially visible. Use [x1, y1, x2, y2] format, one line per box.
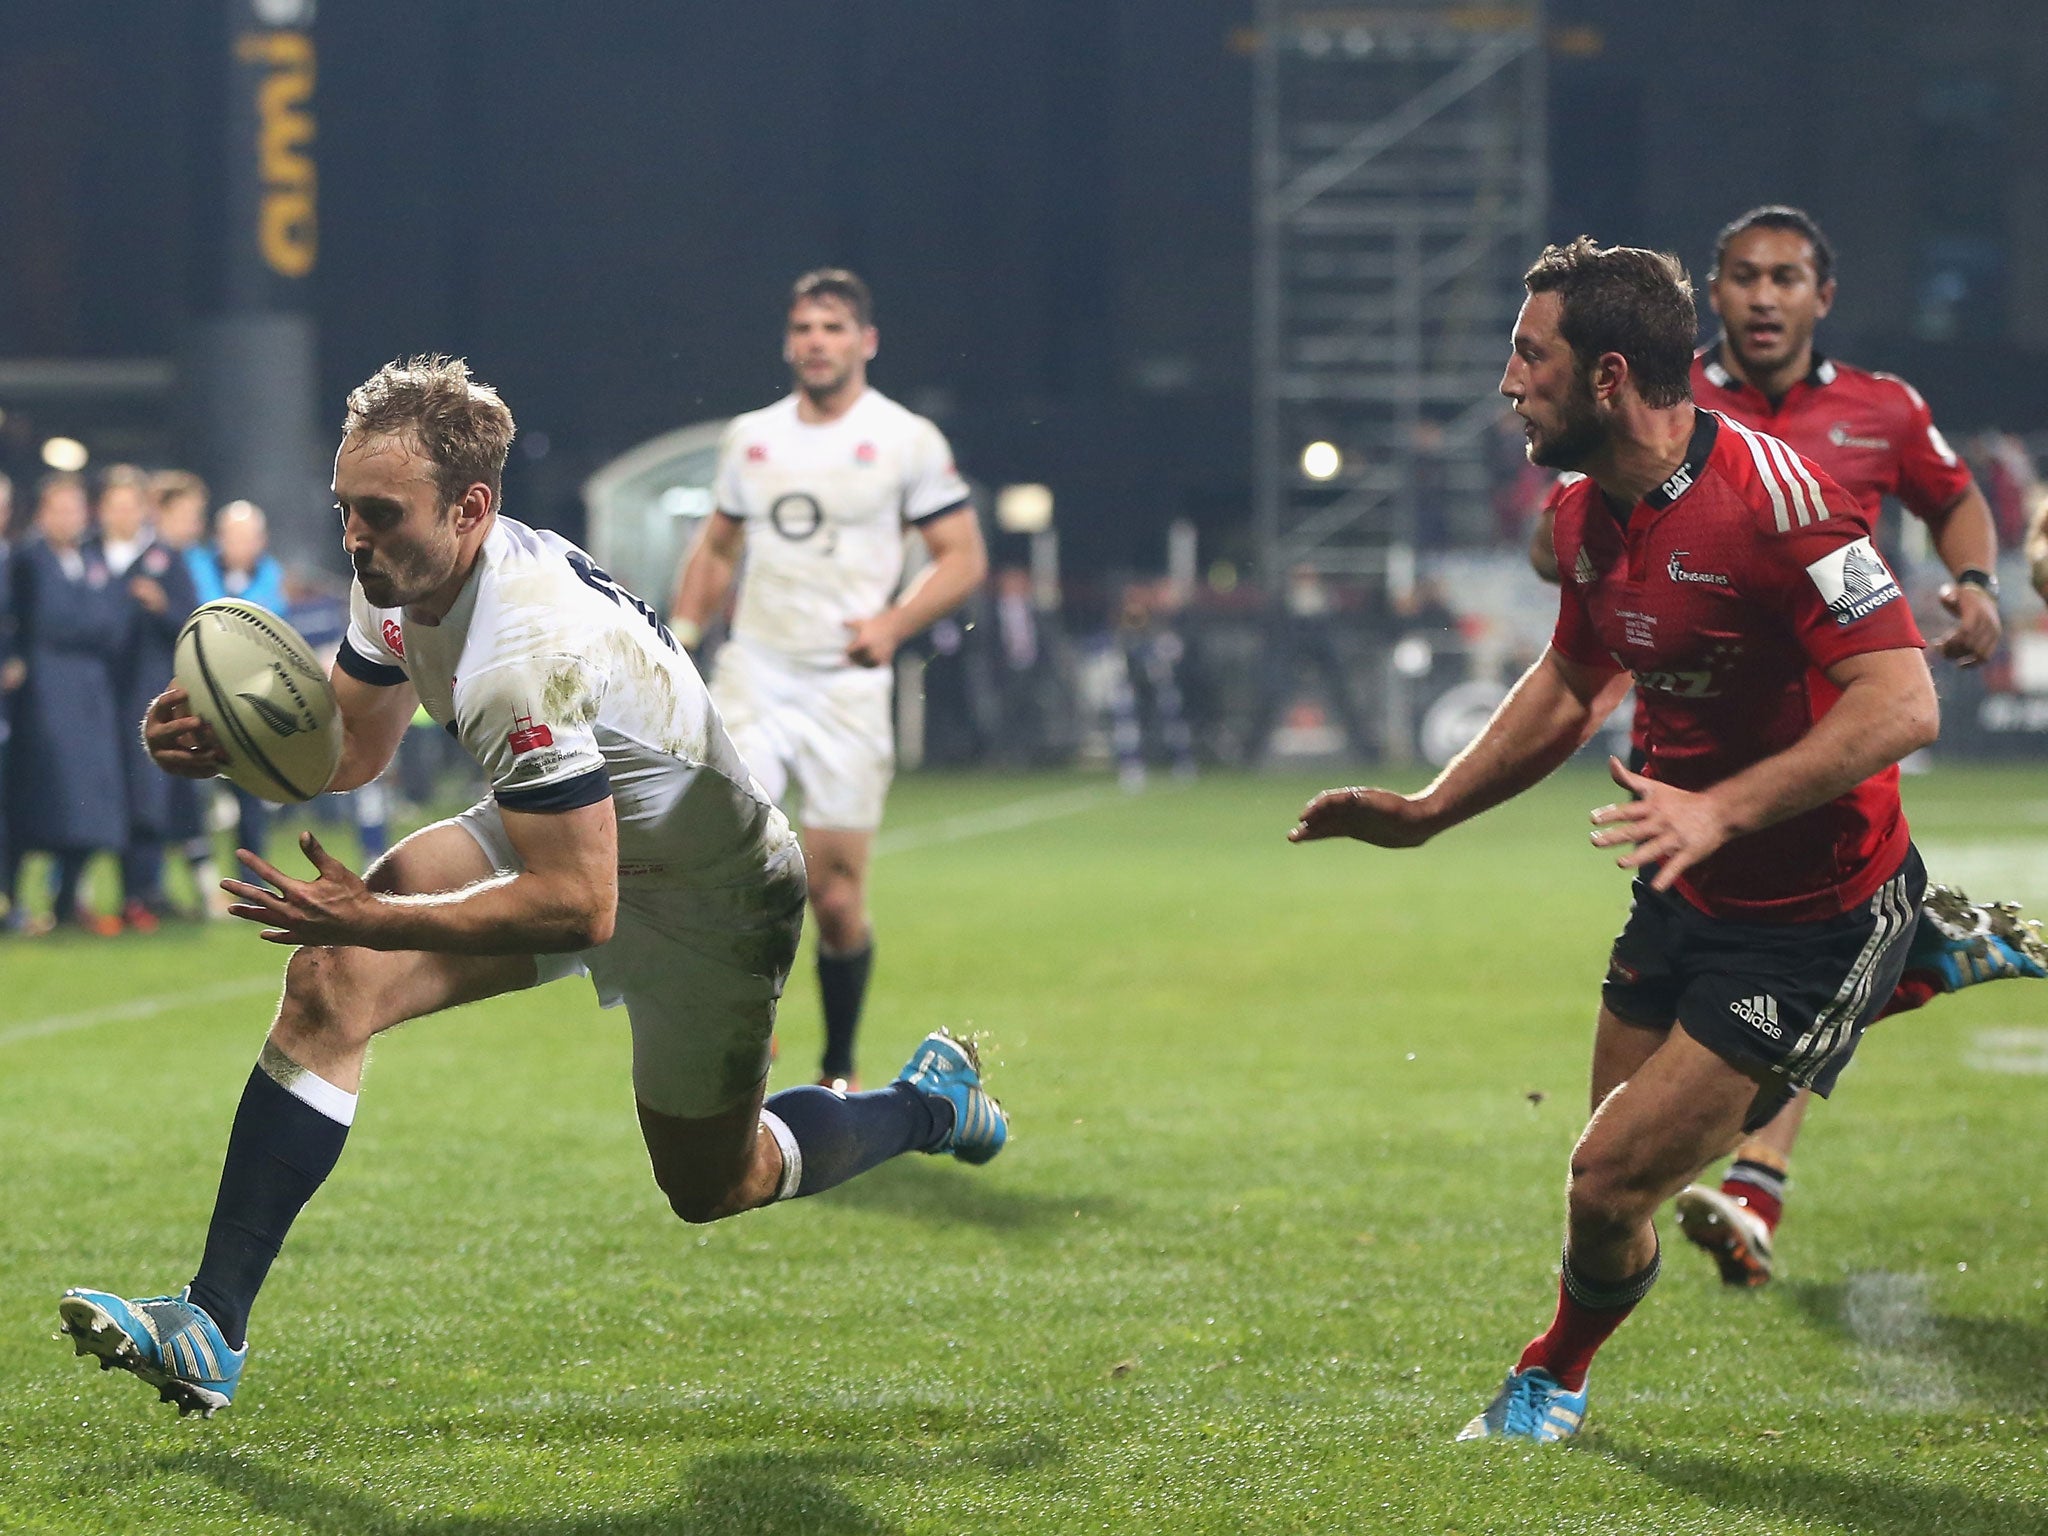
[4, 422, 2043, 936]
[0, 465, 454, 937]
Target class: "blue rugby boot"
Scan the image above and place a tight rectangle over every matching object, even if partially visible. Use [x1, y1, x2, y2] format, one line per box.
[896, 1028, 1009, 1165]
[1910, 885, 2048, 991]
[1456, 1366, 1589, 1443]
[58, 1287, 245, 1417]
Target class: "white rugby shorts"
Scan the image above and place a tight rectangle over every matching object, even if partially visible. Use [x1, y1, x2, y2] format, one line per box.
[453, 798, 807, 1119]
[709, 639, 895, 833]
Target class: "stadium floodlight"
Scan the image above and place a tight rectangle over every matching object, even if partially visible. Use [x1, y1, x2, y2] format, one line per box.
[1299, 440, 1341, 481]
[996, 483, 1055, 534]
[41, 436, 89, 472]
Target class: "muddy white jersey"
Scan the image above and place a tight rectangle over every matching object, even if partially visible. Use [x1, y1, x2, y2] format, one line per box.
[338, 516, 792, 890]
[713, 387, 970, 668]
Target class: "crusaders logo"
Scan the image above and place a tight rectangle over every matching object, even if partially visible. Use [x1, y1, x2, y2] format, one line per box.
[381, 618, 405, 657]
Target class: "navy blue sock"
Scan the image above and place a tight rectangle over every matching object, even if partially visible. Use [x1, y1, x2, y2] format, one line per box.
[187, 1063, 351, 1349]
[762, 1082, 952, 1198]
[817, 941, 874, 1078]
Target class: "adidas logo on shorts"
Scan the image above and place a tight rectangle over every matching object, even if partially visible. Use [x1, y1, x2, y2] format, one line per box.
[1730, 993, 1783, 1038]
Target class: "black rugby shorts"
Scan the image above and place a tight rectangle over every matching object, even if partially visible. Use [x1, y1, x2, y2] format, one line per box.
[1601, 845, 1926, 1119]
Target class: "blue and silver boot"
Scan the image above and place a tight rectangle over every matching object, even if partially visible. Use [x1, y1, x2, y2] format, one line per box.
[58, 1287, 245, 1417]
[896, 1029, 1009, 1165]
[1456, 1366, 1588, 1443]
[1910, 885, 2048, 991]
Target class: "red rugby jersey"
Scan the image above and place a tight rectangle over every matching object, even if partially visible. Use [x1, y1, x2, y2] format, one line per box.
[1692, 345, 1974, 528]
[1550, 410, 1925, 922]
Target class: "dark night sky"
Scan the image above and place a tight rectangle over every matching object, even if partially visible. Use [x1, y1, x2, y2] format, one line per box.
[4, 0, 2047, 571]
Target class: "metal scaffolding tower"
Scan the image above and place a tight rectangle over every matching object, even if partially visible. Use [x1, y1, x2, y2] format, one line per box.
[1253, 2, 1546, 585]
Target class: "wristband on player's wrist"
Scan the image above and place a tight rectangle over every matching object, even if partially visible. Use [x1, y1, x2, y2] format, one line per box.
[1955, 567, 2000, 602]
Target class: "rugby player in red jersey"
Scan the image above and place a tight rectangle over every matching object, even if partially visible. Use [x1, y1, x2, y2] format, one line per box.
[1531, 208, 2046, 1287]
[1294, 238, 1938, 1441]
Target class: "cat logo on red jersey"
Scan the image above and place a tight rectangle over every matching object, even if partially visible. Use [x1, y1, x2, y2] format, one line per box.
[382, 619, 405, 656]
[507, 712, 554, 754]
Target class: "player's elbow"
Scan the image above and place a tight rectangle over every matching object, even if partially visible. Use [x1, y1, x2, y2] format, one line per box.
[1897, 675, 1941, 756]
[574, 891, 618, 950]
[551, 877, 616, 950]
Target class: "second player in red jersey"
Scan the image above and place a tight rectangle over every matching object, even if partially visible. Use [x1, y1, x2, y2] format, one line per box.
[1698, 206, 2000, 664]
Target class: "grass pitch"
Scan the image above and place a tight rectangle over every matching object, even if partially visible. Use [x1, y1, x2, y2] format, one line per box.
[2, 766, 2044, 1534]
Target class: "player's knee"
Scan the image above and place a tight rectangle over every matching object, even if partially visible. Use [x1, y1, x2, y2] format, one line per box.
[656, 1175, 751, 1225]
[277, 946, 382, 1046]
[1567, 1149, 1658, 1237]
[808, 878, 866, 945]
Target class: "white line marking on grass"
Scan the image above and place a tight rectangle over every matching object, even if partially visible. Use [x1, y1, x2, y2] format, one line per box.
[875, 785, 1116, 857]
[5, 786, 1119, 1045]
[0, 976, 276, 1050]
[1843, 1271, 1959, 1410]
[1965, 1026, 2048, 1075]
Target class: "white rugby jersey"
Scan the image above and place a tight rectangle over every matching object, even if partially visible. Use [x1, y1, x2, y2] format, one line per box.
[338, 516, 792, 889]
[714, 387, 971, 667]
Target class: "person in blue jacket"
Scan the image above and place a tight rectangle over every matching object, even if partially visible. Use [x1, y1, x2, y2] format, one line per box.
[188, 500, 288, 877]
[5, 472, 129, 932]
[149, 471, 221, 913]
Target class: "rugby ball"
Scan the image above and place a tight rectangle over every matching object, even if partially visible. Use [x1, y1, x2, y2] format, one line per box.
[174, 599, 342, 804]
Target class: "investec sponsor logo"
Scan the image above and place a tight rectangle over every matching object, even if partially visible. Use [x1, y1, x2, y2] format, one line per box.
[1827, 423, 1891, 451]
[1666, 552, 1730, 586]
[1731, 993, 1783, 1038]
[1804, 537, 1904, 625]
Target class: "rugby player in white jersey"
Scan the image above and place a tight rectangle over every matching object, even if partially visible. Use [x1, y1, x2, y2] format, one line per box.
[670, 270, 988, 1091]
[55, 356, 1006, 1417]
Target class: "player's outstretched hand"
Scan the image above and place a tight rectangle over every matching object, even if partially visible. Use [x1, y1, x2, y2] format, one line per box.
[1289, 785, 1434, 847]
[222, 832, 383, 947]
[1590, 754, 1732, 891]
[142, 686, 229, 779]
[1933, 582, 2000, 666]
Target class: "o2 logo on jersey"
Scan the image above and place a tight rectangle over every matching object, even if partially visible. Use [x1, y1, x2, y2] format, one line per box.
[768, 491, 825, 542]
[382, 619, 405, 657]
[1632, 667, 1720, 699]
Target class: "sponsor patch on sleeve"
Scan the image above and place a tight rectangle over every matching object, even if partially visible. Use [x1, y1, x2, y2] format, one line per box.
[507, 713, 556, 755]
[1804, 537, 1904, 625]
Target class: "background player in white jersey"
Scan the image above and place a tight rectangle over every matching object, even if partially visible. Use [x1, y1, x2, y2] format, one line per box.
[670, 270, 988, 1090]
[56, 357, 1006, 1417]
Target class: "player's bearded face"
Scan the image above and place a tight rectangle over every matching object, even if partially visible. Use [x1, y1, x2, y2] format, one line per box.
[1524, 359, 1606, 471]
